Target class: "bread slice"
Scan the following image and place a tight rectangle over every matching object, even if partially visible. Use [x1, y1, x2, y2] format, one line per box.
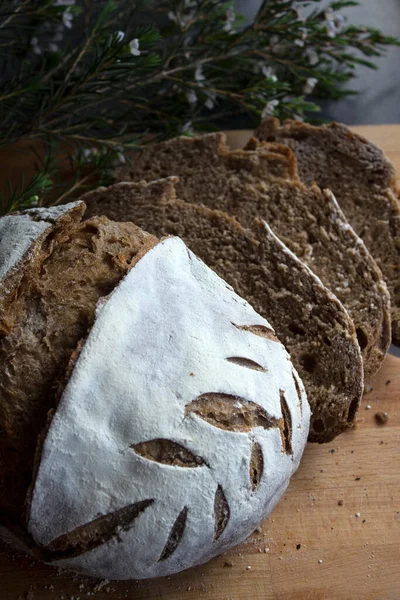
[255, 118, 400, 344]
[83, 178, 363, 443]
[116, 134, 390, 380]
[0, 203, 157, 536]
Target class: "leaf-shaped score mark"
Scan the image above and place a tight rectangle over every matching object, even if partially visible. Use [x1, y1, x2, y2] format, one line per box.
[44, 499, 154, 560]
[186, 393, 293, 456]
[232, 323, 279, 343]
[158, 506, 188, 562]
[250, 442, 264, 491]
[280, 391, 292, 455]
[226, 356, 266, 372]
[185, 393, 279, 432]
[214, 485, 230, 540]
[292, 370, 303, 414]
[132, 439, 206, 467]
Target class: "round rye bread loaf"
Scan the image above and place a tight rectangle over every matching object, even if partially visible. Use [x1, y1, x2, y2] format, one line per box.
[0, 202, 309, 580]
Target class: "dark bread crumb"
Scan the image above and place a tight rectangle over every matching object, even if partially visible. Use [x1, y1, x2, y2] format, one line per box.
[375, 411, 389, 424]
[223, 560, 234, 567]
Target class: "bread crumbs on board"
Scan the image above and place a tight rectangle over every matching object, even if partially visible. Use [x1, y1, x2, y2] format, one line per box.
[375, 411, 389, 424]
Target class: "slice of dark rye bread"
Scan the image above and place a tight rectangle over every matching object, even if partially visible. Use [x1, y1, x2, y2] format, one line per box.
[255, 118, 400, 344]
[82, 177, 363, 444]
[0, 202, 158, 542]
[115, 134, 391, 380]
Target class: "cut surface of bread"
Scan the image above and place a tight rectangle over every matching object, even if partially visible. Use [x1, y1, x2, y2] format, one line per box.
[0, 205, 157, 532]
[83, 178, 363, 443]
[255, 117, 400, 344]
[116, 134, 390, 379]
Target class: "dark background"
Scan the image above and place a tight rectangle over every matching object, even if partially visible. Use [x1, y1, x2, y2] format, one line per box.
[237, 0, 400, 125]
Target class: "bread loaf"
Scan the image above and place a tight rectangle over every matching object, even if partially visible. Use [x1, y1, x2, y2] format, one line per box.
[0, 202, 309, 579]
[116, 133, 390, 380]
[255, 118, 400, 344]
[83, 178, 363, 443]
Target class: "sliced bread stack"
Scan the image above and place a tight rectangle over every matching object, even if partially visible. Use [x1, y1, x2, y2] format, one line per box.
[83, 178, 363, 443]
[116, 133, 391, 381]
[255, 118, 400, 344]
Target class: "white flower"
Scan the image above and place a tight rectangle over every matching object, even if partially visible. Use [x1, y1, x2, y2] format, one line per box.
[294, 39, 304, 47]
[295, 4, 307, 23]
[167, 11, 179, 24]
[327, 20, 337, 38]
[299, 27, 308, 41]
[195, 65, 205, 84]
[62, 8, 73, 29]
[115, 31, 125, 43]
[205, 91, 216, 110]
[223, 7, 236, 33]
[167, 10, 195, 28]
[82, 148, 98, 160]
[325, 8, 335, 22]
[110, 145, 126, 166]
[335, 13, 345, 34]
[181, 121, 194, 135]
[54, 0, 75, 5]
[129, 39, 140, 56]
[305, 48, 318, 66]
[261, 99, 279, 118]
[324, 8, 345, 38]
[303, 77, 318, 95]
[31, 36, 41, 55]
[186, 90, 198, 105]
[261, 65, 278, 82]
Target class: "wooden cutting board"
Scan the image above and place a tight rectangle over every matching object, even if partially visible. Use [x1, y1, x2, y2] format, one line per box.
[1, 125, 400, 600]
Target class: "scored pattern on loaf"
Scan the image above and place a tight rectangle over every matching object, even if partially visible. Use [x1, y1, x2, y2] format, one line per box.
[44, 500, 154, 560]
[185, 393, 280, 432]
[214, 485, 230, 540]
[232, 323, 279, 342]
[158, 506, 188, 562]
[132, 439, 207, 468]
[292, 371, 303, 415]
[279, 392, 292, 455]
[250, 442, 264, 491]
[225, 356, 267, 371]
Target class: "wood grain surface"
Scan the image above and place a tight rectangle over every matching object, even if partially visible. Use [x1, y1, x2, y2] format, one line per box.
[1, 125, 399, 600]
